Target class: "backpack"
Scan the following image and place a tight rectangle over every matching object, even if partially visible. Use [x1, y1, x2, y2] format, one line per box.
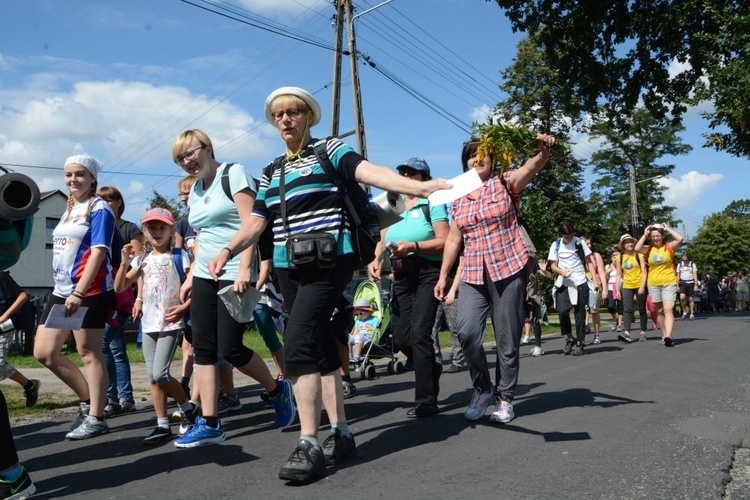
[265, 138, 381, 268]
[619, 252, 642, 268]
[554, 237, 586, 263]
[110, 225, 125, 270]
[220, 163, 275, 261]
[143, 248, 187, 283]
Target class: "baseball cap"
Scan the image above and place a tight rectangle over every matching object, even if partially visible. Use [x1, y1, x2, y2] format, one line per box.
[141, 207, 175, 226]
[397, 158, 431, 178]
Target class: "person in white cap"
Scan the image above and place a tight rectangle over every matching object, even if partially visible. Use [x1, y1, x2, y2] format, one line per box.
[34, 154, 116, 440]
[209, 86, 450, 483]
[634, 223, 684, 346]
[615, 233, 649, 342]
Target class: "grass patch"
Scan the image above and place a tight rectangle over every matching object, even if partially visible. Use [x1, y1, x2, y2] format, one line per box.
[3, 385, 78, 418]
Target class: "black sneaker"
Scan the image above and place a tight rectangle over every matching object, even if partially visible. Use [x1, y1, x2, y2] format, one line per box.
[342, 380, 357, 399]
[0, 465, 35, 500]
[572, 344, 585, 356]
[143, 427, 175, 445]
[321, 428, 357, 465]
[278, 440, 326, 483]
[179, 402, 200, 436]
[24, 379, 40, 407]
[563, 338, 575, 355]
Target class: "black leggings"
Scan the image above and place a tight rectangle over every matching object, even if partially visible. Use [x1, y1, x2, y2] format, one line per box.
[0, 389, 18, 470]
[621, 288, 648, 332]
[190, 277, 255, 367]
[277, 255, 353, 377]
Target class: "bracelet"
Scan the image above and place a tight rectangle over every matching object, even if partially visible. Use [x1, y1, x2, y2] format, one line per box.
[414, 241, 420, 253]
[72, 291, 85, 299]
[223, 247, 235, 261]
[135, 297, 143, 302]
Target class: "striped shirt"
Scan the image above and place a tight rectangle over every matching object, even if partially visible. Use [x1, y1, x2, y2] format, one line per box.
[252, 137, 363, 269]
[449, 172, 528, 285]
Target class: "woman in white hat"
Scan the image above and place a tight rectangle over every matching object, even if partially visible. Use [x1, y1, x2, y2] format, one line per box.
[634, 223, 684, 346]
[33, 154, 115, 440]
[615, 234, 649, 342]
[209, 86, 450, 483]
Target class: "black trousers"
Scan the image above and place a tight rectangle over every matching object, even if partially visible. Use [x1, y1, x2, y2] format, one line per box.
[392, 259, 441, 406]
[0, 389, 18, 470]
[556, 283, 590, 343]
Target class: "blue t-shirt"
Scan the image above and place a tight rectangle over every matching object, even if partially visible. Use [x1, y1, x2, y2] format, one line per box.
[188, 162, 256, 280]
[384, 199, 447, 262]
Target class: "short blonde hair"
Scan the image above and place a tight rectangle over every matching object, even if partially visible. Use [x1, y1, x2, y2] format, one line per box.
[178, 175, 198, 193]
[270, 95, 313, 121]
[172, 129, 213, 163]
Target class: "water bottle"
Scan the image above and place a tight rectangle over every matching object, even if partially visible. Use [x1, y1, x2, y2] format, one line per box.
[0, 318, 14, 332]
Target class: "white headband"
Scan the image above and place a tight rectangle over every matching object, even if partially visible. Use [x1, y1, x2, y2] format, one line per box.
[64, 154, 103, 179]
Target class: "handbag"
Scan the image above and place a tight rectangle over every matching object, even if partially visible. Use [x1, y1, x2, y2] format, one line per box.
[279, 159, 337, 270]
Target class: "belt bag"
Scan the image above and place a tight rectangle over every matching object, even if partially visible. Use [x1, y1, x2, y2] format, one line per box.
[286, 232, 337, 270]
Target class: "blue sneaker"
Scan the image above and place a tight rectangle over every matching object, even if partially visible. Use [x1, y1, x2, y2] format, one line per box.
[174, 417, 225, 448]
[269, 379, 296, 428]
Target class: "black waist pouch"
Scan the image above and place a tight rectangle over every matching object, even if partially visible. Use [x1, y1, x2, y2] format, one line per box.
[286, 232, 337, 270]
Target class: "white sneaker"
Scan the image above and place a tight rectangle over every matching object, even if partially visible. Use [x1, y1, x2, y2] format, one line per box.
[490, 400, 514, 424]
[521, 336, 530, 345]
[65, 415, 109, 440]
[690, 314, 695, 320]
[682, 312, 688, 320]
[530, 346, 544, 357]
[465, 388, 495, 421]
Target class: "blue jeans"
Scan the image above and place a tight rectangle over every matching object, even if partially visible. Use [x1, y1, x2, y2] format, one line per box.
[102, 311, 134, 403]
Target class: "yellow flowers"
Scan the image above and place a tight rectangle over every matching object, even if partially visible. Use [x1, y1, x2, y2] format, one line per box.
[472, 120, 538, 174]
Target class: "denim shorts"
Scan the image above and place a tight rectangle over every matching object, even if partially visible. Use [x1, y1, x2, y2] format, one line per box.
[648, 283, 677, 303]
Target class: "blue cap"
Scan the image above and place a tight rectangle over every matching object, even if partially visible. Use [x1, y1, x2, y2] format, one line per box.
[397, 157, 431, 177]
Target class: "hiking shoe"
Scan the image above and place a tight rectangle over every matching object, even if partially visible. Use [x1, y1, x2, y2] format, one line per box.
[103, 400, 121, 419]
[269, 378, 296, 428]
[592, 336, 601, 345]
[530, 346, 544, 357]
[179, 403, 200, 436]
[66, 415, 109, 440]
[174, 417, 225, 448]
[572, 344, 585, 356]
[489, 400, 514, 424]
[322, 428, 357, 465]
[342, 380, 357, 399]
[639, 333, 647, 342]
[0, 465, 35, 500]
[119, 400, 136, 414]
[618, 332, 632, 343]
[445, 364, 464, 373]
[143, 426, 175, 445]
[465, 388, 495, 421]
[278, 439, 326, 483]
[664, 336, 674, 347]
[69, 401, 90, 430]
[563, 338, 575, 355]
[218, 394, 242, 414]
[24, 379, 40, 407]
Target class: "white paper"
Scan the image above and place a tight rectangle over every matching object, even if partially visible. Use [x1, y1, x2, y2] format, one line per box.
[218, 285, 262, 323]
[428, 169, 483, 205]
[44, 304, 89, 330]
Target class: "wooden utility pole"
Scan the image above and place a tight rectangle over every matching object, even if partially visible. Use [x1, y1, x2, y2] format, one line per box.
[329, 1, 345, 138]
[629, 163, 640, 235]
[344, 0, 367, 158]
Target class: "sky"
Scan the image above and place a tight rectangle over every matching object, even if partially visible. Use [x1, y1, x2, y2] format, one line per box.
[1, 0, 747, 240]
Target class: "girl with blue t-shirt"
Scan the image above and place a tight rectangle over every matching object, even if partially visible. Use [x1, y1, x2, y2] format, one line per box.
[34, 154, 115, 440]
[114, 207, 198, 445]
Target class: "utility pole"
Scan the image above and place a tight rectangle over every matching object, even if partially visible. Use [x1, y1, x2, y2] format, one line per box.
[344, 0, 367, 158]
[629, 163, 640, 235]
[329, 1, 345, 138]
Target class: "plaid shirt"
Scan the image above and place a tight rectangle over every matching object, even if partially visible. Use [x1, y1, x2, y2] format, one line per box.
[449, 172, 528, 285]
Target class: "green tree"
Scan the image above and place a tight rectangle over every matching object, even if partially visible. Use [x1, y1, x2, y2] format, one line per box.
[722, 199, 750, 222]
[488, 0, 750, 158]
[587, 108, 691, 241]
[686, 212, 750, 276]
[494, 36, 594, 254]
[146, 189, 187, 222]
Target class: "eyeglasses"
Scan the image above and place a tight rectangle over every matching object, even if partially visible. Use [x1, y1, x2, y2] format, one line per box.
[399, 167, 420, 177]
[175, 145, 205, 165]
[272, 108, 305, 122]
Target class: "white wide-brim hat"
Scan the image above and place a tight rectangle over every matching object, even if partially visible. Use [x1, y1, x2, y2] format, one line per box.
[264, 86, 321, 127]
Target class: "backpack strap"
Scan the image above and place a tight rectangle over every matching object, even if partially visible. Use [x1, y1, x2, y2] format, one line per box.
[421, 204, 431, 224]
[171, 248, 187, 283]
[220, 163, 237, 201]
[313, 138, 362, 227]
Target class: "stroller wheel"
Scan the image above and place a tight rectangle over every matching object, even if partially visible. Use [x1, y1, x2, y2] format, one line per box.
[387, 361, 395, 375]
[364, 364, 377, 380]
[394, 360, 404, 374]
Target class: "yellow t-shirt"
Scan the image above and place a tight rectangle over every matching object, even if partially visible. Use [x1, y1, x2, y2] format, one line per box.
[621, 253, 643, 289]
[646, 245, 677, 287]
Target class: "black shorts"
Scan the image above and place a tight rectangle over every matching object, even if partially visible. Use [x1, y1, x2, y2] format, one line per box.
[40, 291, 114, 329]
[679, 281, 695, 297]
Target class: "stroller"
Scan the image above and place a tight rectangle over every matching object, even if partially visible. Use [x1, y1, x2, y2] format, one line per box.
[350, 279, 405, 380]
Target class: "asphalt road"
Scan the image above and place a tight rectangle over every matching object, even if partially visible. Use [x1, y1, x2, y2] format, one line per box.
[9, 312, 750, 499]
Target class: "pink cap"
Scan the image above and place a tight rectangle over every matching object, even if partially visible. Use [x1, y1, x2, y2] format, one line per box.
[141, 207, 175, 226]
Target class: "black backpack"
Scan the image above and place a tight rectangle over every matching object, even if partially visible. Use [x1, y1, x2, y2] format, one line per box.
[265, 138, 381, 269]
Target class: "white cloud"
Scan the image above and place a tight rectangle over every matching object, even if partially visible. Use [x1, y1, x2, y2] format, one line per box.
[236, 0, 323, 16]
[470, 104, 491, 124]
[658, 170, 723, 207]
[128, 180, 145, 194]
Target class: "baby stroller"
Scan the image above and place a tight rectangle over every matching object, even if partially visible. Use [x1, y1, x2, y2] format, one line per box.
[351, 279, 405, 380]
